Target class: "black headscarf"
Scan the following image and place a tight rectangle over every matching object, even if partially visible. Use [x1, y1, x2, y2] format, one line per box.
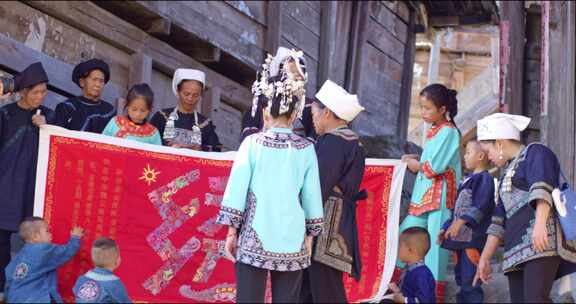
[14, 62, 49, 91]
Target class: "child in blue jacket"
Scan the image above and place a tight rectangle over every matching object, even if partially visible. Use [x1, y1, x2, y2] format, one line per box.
[73, 237, 131, 303]
[4, 217, 83, 303]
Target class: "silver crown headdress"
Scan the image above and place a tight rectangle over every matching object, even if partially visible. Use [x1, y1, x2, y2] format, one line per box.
[250, 48, 308, 118]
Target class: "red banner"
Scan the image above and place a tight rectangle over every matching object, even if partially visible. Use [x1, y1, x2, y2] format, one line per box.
[34, 126, 406, 303]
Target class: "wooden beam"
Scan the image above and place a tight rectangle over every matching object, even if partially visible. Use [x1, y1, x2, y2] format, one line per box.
[182, 47, 222, 63]
[129, 52, 152, 87]
[266, 1, 282, 53]
[318, 1, 336, 87]
[398, 8, 417, 140]
[24, 1, 252, 110]
[146, 17, 171, 36]
[0, 33, 121, 103]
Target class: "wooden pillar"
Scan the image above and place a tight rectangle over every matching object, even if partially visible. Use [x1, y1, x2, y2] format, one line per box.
[499, 1, 525, 114]
[129, 52, 153, 86]
[318, 1, 337, 88]
[398, 8, 417, 140]
[201, 86, 221, 119]
[265, 1, 282, 54]
[427, 31, 442, 85]
[543, 1, 576, 182]
[344, 1, 369, 94]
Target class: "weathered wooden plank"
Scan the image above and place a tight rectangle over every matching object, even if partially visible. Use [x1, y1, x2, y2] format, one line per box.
[1, 1, 131, 91]
[363, 43, 403, 82]
[0, 33, 121, 103]
[381, 1, 410, 24]
[201, 85, 222, 121]
[24, 1, 253, 110]
[280, 36, 318, 95]
[370, 1, 408, 44]
[266, 0, 282, 53]
[147, 0, 264, 68]
[305, 1, 321, 13]
[281, 1, 321, 36]
[213, 102, 242, 150]
[224, 1, 266, 26]
[129, 52, 152, 87]
[281, 11, 320, 61]
[150, 69, 177, 112]
[366, 18, 406, 65]
[398, 7, 416, 140]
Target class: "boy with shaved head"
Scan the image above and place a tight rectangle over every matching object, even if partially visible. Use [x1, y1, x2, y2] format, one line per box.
[4, 217, 83, 303]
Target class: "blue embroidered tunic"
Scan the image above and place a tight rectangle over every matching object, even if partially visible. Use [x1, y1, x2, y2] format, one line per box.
[4, 236, 80, 303]
[73, 267, 131, 303]
[399, 261, 436, 304]
[102, 116, 162, 145]
[487, 144, 576, 272]
[441, 171, 495, 251]
[216, 128, 324, 271]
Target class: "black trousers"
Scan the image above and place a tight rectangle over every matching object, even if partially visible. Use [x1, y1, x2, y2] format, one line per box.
[300, 261, 347, 303]
[506, 256, 562, 303]
[235, 262, 303, 303]
[0, 230, 12, 293]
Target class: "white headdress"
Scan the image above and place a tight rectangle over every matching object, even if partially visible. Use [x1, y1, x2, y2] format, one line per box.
[477, 113, 531, 141]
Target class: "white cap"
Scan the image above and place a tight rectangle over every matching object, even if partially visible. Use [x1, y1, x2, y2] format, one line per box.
[315, 80, 364, 122]
[172, 69, 206, 97]
[477, 113, 531, 141]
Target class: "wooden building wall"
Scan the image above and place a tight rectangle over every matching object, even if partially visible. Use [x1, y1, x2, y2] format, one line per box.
[0, 1, 417, 150]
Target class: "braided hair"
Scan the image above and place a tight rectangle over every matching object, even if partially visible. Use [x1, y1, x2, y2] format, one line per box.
[419, 83, 460, 134]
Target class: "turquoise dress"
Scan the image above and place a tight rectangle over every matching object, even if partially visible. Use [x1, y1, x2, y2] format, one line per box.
[216, 128, 324, 271]
[398, 121, 462, 287]
[102, 116, 162, 145]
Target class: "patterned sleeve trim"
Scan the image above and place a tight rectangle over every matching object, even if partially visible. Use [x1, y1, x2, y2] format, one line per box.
[529, 182, 554, 207]
[216, 207, 244, 229]
[461, 207, 484, 225]
[421, 161, 437, 179]
[487, 216, 505, 239]
[305, 218, 324, 236]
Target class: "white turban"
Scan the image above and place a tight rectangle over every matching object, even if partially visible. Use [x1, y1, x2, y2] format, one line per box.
[172, 69, 206, 97]
[477, 113, 531, 141]
[315, 80, 364, 122]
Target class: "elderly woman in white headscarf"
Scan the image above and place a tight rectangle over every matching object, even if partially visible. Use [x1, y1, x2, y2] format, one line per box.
[473, 113, 576, 303]
[150, 69, 222, 151]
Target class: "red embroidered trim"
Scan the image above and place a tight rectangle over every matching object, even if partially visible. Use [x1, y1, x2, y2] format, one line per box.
[421, 161, 437, 179]
[409, 168, 457, 216]
[115, 116, 157, 138]
[426, 121, 455, 140]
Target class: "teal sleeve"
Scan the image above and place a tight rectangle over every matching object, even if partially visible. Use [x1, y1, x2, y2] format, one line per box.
[102, 117, 117, 137]
[216, 137, 253, 228]
[150, 130, 162, 145]
[421, 127, 460, 178]
[301, 148, 324, 236]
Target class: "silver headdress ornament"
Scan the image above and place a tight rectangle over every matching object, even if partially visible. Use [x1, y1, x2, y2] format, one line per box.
[250, 48, 308, 118]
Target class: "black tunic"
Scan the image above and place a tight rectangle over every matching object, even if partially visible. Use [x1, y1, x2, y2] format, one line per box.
[150, 108, 222, 152]
[313, 126, 366, 280]
[54, 96, 115, 133]
[0, 103, 55, 231]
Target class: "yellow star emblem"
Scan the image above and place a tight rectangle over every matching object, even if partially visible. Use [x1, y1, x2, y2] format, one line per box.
[139, 164, 160, 186]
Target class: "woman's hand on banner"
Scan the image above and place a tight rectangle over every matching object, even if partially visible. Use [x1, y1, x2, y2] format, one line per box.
[224, 227, 238, 262]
